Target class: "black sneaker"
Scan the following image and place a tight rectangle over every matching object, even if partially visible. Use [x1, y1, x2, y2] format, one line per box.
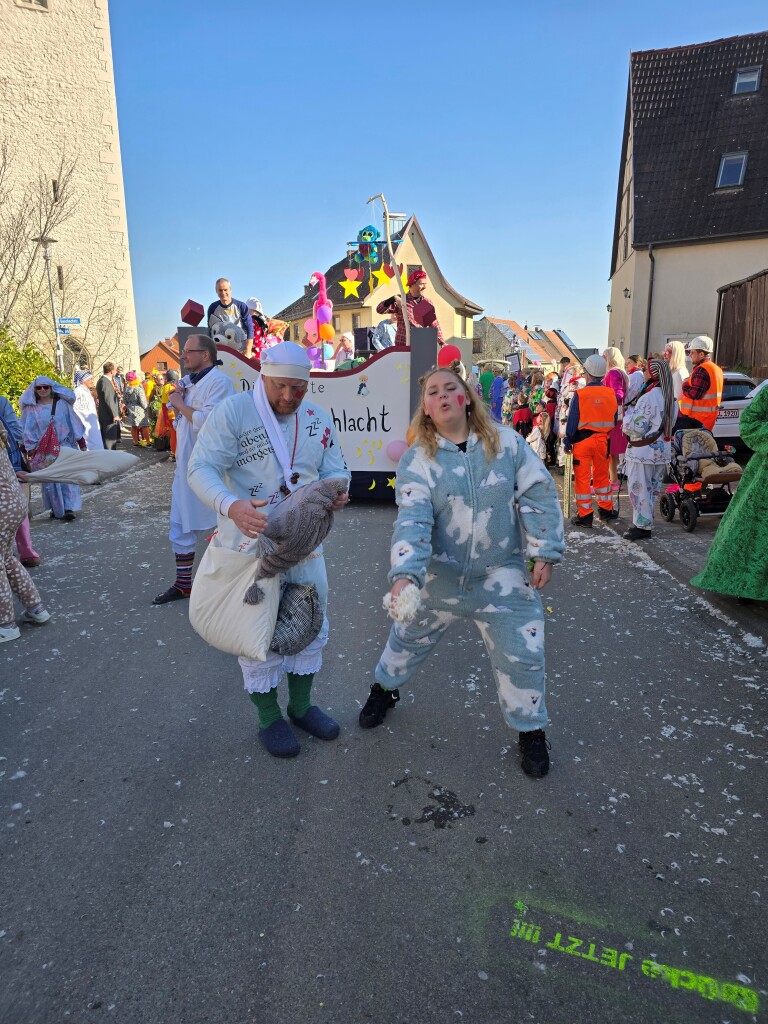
[359, 683, 400, 729]
[519, 729, 550, 777]
[598, 508, 619, 520]
[570, 513, 593, 528]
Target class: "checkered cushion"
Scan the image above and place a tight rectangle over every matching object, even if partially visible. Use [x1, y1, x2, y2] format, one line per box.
[270, 583, 323, 656]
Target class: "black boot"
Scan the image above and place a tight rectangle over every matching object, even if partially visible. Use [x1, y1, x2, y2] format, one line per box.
[623, 526, 652, 541]
[570, 513, 593, 528]
[359, 683, 400, 729]
[519, 729, 550, 777]
[598, 508, 619, 520]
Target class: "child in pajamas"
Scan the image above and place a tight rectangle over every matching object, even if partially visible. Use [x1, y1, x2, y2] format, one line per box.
[359, 362, 565, 777]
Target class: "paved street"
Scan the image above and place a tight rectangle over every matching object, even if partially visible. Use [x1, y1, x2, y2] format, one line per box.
[2, 456, 766, 1024]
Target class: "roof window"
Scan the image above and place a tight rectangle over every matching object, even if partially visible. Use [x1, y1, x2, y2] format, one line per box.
[733, 67, 761, 94]
[716, 152, 747, 189]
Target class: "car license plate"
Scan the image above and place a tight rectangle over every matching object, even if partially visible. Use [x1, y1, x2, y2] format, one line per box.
[718, 409, 739, 419]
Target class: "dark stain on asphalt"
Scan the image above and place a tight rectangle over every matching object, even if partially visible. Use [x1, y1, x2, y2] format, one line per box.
[415, 784, 476, 829]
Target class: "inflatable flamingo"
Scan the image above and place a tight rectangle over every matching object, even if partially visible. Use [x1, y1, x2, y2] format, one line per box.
[303, 271, 335, 368]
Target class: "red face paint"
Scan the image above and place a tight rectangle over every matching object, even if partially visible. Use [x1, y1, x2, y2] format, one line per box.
[457, 395, 465, 407]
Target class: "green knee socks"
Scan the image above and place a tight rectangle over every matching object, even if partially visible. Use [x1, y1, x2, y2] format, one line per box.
[249, 673, 314, 727]
[249, 688, 283, 729]
[286, 672, 313, 719]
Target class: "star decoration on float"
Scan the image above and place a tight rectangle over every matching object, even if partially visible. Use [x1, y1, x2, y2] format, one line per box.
[338, 278, 362, 299]
[387, 477, 396, 488]
[371, 267, 392, 289]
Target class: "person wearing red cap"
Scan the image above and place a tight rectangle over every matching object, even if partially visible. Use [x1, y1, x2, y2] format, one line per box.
[375, 270, 444, 347]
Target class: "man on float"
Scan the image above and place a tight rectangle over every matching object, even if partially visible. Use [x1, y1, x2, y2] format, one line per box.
[188, 342, 350, 759]
[375, 269, 444, 347]
[207, 278, 254, 356]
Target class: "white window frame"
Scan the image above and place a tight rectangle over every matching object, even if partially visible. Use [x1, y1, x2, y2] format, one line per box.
[716, 152, 747, 189]
[733, 67, 761, 94]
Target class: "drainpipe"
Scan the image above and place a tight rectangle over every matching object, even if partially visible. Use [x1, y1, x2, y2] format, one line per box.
[713, 286, 724, 361]
[643, 243, 655, 358]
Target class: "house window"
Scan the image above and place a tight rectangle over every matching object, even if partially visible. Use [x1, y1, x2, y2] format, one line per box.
[472, 338, 483, 355]
[734, 67, 761, 94]
[332, 315, 340, 330]
[56, 265, 64, 290]
[15, 0, 50, 8]
[293, 323, 299, 341]
[407, 264, 422, 281]
[716, 152, 747, 188]
[157, 361, 168, 371]
[461, 316, 468, 338]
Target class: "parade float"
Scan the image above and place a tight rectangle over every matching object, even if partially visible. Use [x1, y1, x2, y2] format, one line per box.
[176, 197, 455, 497]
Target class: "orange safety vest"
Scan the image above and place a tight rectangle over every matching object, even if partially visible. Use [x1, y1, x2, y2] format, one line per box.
[577, 385, 617, 433]
[678, 361, 724, 430]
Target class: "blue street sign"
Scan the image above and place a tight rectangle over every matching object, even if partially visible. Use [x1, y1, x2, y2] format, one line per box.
[57, 327, 70, 335]
[57, 317, 80, 325]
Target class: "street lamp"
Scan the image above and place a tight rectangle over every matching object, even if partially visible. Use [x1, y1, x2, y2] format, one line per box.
[32, 235, 62, 373]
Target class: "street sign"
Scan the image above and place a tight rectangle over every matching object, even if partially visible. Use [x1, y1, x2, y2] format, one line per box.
[57, 327, 70, 335]
[57, 317, 80, 325]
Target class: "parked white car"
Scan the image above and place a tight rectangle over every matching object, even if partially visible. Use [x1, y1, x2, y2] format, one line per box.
[712, 372, 757, 447]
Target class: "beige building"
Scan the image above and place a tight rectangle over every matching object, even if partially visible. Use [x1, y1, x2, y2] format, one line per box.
[608, 31, 768, 362]
[0, 0, 139, 371]
[276, 215, 482, 363]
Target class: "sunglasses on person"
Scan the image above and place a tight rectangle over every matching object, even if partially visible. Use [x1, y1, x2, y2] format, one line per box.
[35, 385, 52, 391]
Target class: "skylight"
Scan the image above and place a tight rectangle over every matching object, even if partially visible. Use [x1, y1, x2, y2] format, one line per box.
[733, 67, 761, 94]
[716, 152, 747, 189]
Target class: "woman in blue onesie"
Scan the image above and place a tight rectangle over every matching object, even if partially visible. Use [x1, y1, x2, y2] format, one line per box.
[360, 362, 565, 776]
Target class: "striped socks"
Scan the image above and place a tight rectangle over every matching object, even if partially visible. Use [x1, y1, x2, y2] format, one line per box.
[174, 552, 195, 595]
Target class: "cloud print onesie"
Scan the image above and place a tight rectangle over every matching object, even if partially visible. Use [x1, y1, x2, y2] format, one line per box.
[375, 428, 565, 731]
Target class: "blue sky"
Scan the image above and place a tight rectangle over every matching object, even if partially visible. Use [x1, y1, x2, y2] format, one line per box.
[110, 0, 768, 352]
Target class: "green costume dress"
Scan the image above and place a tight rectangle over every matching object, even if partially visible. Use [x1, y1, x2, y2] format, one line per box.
[691, 383, 768, 601]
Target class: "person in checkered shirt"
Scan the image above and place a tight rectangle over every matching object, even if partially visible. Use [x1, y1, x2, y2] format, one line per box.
[376, 270, 444, 347]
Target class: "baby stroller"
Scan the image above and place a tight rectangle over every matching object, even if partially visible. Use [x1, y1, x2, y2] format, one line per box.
[659, 428, 742, 532]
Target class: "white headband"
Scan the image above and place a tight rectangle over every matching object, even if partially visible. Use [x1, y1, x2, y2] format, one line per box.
[259, 362, 310, 382]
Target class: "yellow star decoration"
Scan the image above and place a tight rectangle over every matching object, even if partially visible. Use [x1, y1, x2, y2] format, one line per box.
[401, 273, 409, 291]
[338, 278, 362, 299]
[387, 476, 396, 489]
[371, 267, 391, 289]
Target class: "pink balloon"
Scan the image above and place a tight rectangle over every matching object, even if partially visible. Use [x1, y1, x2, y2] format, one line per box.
[386, 439, 408, 463]
[316, 304, 332, 325]
[304, 318, 319, 335]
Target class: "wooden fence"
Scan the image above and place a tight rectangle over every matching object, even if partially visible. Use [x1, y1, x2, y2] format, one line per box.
[716, 268, 768, 378]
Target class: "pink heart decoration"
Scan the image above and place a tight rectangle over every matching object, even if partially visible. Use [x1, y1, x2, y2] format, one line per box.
[344, 269, 357, 280]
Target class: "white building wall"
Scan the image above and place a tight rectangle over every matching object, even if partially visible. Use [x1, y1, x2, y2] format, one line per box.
[0, 0, 139, 369]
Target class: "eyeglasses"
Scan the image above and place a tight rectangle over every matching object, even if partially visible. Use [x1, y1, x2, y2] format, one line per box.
[35, 385, 51, 391]
[183, 350, 206, 354]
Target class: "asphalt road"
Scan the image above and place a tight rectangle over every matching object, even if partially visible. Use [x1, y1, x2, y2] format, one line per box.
[2, 459, 766, 1024]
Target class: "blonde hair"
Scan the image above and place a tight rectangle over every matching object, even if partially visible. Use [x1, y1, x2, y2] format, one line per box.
[603, 346, 625, 372]
[665, 340, 687, 373]
[409, 362, 501, 462]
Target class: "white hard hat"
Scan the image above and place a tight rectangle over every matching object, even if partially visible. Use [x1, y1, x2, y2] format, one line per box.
[584, 354, 607, 377]
[689, 335, 713, 354]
